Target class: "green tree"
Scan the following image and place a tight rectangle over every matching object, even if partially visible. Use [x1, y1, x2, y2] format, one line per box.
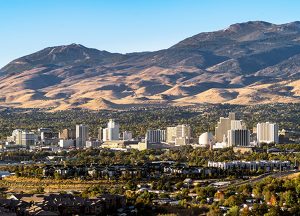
[125, 180, 136, 190]
[284, 190, 297, 207]
[264, 206, 283, 216]
[207, 205, 222, 216]
[227, 205, 239, 216]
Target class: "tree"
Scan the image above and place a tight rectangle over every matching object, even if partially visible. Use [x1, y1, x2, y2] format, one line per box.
[207, 206, 222, 216]
[175, 181, 183, 189]
[178, 199, 188, 208]
[54, 172, 62, 180]
[251, 203, 268, 216]
[264, 206, 283, 216]
[135, 191, 152, 206]
[269, 194, 277, 206]
[284, 190, 297, 207]
[227, 205, 239, 216]
[125, 180, 136, 191]
[15, 171, 20, 178]
[240, 207, 250, 216]
[224, 195, 241, 207]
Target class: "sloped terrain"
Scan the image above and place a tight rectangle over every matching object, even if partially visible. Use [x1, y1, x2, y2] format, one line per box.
[1, 21, 300, 110]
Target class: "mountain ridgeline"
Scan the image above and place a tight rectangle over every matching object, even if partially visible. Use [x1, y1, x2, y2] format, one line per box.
[1, 21, 300, 110]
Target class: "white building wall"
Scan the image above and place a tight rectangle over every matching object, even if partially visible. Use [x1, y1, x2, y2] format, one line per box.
[257, 122, 279, 144]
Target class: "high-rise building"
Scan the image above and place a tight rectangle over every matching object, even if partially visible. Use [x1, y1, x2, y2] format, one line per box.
[257, 122, 279, 144]
[166, 127, 177, 144]
[146, 129, 166, 144]
[103, 128, 109, 142]
[227, 129, 250, 147]
[102, 119, 120, 141]
[176, 125, 191, 138]
[11, 129, 23, 144]
[21, 131, 36, 146]
[8, 129, 36, 146]
[76, 124, 89, 149]
[231, 120, 246, 130]
[59, 128, 76, 140]
[38, 128, 52, 140]
[166, 124, 191, 145]
[175, 124, 191, 145]
[215, 112, 236, 143]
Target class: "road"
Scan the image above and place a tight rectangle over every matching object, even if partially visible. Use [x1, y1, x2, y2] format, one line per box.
[218, 170, 300, 189]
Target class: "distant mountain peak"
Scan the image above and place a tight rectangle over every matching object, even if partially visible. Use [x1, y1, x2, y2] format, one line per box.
[43, 43, 88, 54]
[225, 21, 274, 32]
[0, 43, 123, 75]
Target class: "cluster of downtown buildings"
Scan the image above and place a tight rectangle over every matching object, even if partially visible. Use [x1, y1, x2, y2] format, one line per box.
[212, 112, 280, 149]
[1, 112, 289, 152]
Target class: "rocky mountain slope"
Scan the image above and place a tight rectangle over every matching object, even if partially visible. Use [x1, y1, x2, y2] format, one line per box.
[1, 21, 300, 110]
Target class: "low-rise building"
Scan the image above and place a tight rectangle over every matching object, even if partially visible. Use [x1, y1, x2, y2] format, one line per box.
[86, 139, 100, 148]
[208, 160, 291, 171]
[59, 139, 75, 149]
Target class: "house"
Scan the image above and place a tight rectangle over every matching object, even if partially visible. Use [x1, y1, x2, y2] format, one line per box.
[24, 205, 59, 216]
[0, 198, 30, 215]
[5, 193, 124, 215]
[0, 206, 16, 216]
[100, 194, 126, 213]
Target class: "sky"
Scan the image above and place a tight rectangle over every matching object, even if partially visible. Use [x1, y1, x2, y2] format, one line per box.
[1, 0, 300, 67]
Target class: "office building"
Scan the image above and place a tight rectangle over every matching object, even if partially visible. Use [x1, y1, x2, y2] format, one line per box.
[76, 124, 89, 149]
[257, 122, 279, 144]
[227, 129, 250, 147]
[146, 129, 166, 144]
[215, 112, 236, 143]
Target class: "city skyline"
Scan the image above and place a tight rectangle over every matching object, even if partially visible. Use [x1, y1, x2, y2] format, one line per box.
[1, 1, 300, 213]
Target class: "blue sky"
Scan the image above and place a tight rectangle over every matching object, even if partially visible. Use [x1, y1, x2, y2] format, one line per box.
[1, 0, 300, 67]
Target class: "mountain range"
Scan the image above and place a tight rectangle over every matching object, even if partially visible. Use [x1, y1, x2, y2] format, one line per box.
[1, 21, 300, 110]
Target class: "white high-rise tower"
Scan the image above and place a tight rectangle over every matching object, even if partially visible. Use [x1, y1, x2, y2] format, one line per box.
[103, 119, 120, 141]
[257, 122, 279, 144]
[76, 124, 89, 149]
